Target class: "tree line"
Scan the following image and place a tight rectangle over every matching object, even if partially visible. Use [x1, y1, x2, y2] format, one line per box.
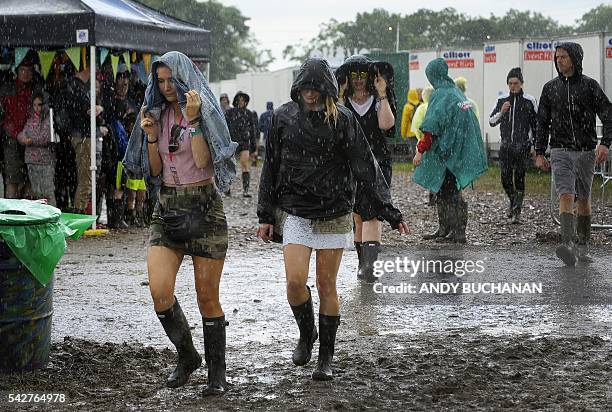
[139, 2, 612, 80]
[283, 5, 612, 62]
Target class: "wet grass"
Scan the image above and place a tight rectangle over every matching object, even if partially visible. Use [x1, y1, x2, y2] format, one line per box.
[393, 162, 611, 200]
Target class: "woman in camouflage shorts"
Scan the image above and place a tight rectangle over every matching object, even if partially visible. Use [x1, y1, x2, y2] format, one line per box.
[140, 54, 230, 396]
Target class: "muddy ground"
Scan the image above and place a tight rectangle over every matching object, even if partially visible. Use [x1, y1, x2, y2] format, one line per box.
[1, 168, 611, 411]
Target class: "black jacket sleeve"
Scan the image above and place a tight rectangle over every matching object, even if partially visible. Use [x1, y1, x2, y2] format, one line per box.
[250, 112, 258, 153]
[535, 85, 552, 155]
[340, 111, 403, 229]
[592, 80, 612, 148]
[257, 113, 280, 224]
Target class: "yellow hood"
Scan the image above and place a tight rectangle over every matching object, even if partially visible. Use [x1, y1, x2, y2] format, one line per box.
[407, 88, 420, 106]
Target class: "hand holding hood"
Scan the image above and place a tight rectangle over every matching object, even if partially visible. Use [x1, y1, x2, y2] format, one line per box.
[122, 51, 237, 195]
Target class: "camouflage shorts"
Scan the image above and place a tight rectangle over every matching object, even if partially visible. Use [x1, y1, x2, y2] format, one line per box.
[149, 184, 228, 259]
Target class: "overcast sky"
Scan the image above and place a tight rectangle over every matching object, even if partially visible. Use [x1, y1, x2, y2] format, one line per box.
[216, 0, 609, 70]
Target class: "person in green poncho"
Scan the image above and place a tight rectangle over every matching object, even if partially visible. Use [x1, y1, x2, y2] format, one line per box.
[412, 58, 488, 243]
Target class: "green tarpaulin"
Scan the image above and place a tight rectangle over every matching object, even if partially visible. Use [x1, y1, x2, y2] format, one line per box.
[0, 200, 95, 286]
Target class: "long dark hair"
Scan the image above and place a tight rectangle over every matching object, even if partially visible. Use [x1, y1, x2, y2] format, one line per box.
[31, 91, 48, 126]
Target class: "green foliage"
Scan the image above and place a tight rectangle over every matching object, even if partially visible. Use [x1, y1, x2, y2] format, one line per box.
[138, 0, 272, 82]
[283, 6, 605, 63]
[576, 4, 612, 32]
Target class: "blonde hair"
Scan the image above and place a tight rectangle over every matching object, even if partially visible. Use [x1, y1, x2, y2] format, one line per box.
[454, 76, 467, 93]
[325, 96, 339, 127]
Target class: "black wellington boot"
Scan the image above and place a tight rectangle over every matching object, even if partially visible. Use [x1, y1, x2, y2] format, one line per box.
[354, 242, 364, 279]
[452, 200, 468, 244]
[361, 241, 381, 283]
[202, 315, 229, 396]
[114, 199, 129, 229]
[436, 200, 457, 243]
[106, 197, 117, 229]
[576, 215, 593, 263]
[312, 314, 340, 381]
[506, 191, 515, 218]
[423, 197, 449, 240]
[242, 172, 252, 198]
[290, 286, 318, 366]
[438, 200, 467, 244]
[511, 191, 524, 224]
[156, 298, 202, 388]
[427, 192, 437, 206]
[555, 212, 577, 266]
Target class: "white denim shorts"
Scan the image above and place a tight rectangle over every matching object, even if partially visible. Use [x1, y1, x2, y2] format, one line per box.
[282, 214, 352, 250]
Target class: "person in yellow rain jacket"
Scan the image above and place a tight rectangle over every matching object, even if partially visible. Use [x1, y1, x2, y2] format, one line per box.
[454, 77, 480, 120]
[411, 86, 436, 207]
[401, 88, 421, 155]
[411, 86, 433, 141]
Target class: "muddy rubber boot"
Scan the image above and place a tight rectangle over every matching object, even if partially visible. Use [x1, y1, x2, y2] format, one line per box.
[135, 209, 146, 228]
[440, 201, 467, 244]
[576, 215, 593, 263]
[427, 192, 436, 206]
[361, 241, 381, 283]
[290, 286, 318, 366]
[506, 191, 515, 218]
[156, 298, 202, 388]
[451, 200, 468, 244]
[106, 197, 117, 228]
[114, 200, 129, 229]
[202, 316, 228, 396]
[555, 212, 577, 266]
[242, 172, 251, 198]
[511, 191, 524, 224]
[423, 198, 449, 240]
[436, 201, 458, 243]
[312, 314, 340, 381]
[354, 242, 364, 279]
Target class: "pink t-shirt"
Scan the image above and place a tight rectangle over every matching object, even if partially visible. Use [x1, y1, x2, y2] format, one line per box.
[158, 106, 213, 186]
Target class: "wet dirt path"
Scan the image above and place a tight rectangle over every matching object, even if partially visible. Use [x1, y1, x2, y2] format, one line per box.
[2, 169, 611, 411]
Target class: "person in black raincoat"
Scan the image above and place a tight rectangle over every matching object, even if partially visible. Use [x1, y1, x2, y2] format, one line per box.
[534, 42, 611, 266]
[250, 108, 259, 166]
[335, 55, 397, 282]
[257, 57, 408, 381]
[488, 67, 538, 224]
[225, 91, 257, 197]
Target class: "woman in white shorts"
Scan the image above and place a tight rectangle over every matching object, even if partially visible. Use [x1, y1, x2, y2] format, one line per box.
[257, 57, 408, 381]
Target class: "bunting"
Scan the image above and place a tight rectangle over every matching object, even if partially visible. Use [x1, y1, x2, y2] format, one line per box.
[122, 50, 131, 73]
[65, 47, 81, 70]
[110, 54, 120, 80]
[37, 51, 56, 80]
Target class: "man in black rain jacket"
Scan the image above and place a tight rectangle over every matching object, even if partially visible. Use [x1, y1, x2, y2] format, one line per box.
[534, 42, 612, 266]
[489, 67, 538, 223]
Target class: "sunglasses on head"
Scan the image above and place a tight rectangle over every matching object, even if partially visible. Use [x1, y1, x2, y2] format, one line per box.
[350, 71, 368, 80]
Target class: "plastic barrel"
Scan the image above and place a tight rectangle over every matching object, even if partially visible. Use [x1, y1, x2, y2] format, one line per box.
[0, 243, 53, 372]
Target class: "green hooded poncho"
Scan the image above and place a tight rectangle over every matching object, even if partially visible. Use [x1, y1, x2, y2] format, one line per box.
[412, 58, 487, 192]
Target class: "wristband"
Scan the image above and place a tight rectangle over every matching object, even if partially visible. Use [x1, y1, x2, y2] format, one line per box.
[188, 116, 201, 125]
[189, 127, 203, 138]
[376, 96, 387, 102]
[147, 138, 158, 144]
